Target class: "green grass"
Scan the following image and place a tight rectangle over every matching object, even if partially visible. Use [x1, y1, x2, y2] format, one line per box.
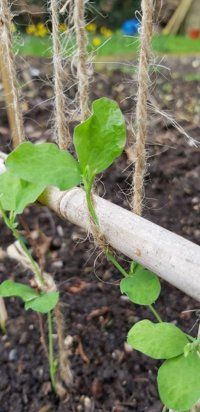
[13, 32, 200, 59]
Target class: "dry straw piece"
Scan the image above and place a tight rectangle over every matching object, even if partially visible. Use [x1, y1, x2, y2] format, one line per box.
[132, 0, 154, 215]
[0, 0, 25, 148]
[73, 0, 90, 121]
[50, 0, 71, 149]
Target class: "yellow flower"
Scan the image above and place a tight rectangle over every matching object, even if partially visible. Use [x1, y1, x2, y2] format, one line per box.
[59, 23, 68, 33]
[92, 37, 101, 47]
[37, 23, 45, 31]
[35, 23, 49, 37]
[100, 26, 112, 37]
[86, 23, 97, 33]
[26, 24, 37, 35]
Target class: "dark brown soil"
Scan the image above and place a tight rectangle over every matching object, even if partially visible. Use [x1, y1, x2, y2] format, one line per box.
[0, 56, 199, 412]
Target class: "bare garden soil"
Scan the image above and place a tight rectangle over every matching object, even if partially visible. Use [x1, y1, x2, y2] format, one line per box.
[0, 56, 199, 412]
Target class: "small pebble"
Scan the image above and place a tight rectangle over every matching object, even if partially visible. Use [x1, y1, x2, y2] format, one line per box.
[64, 335, 74, 348]
[8, 348, 17, 361]
[124, 342, 133, 354]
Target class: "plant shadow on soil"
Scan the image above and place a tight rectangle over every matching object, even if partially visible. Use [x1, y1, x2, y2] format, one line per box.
[0, 56, 199, 412]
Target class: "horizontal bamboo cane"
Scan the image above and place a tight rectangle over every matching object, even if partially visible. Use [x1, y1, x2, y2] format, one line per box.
[0, 154, 200, 301]
[39, 187, 200, 302]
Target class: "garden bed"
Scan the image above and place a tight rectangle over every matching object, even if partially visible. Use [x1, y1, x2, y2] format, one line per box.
[0, 55, 199, 412]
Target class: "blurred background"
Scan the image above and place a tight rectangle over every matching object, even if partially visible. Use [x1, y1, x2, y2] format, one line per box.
[11, 0, 200, 56]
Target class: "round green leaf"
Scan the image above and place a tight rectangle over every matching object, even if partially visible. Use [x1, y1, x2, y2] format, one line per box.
[158, 352, 200, 410]
[0, 170, 45, 214]
[120, 268, 161, 305]
[74, 97, 126, 181]
[25, 291, 59, 313]
[127, 320, 188, 359]
[6, 142, 81, 191]
[0, 280, 39, 302]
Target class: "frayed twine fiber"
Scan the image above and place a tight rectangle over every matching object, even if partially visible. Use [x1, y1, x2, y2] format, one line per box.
[50, 0, 71, 150]
[0, 0, 25, 148]
[73, 0, 90, 122]
[54, 303, 73, 386]
[132, 0, 154, 215]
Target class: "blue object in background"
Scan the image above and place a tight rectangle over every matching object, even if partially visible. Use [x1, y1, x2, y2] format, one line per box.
[121, 19, 140, 36]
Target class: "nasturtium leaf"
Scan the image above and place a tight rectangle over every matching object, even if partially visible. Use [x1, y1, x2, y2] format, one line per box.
[0, 280, 39, 302]
[158, 352, 200, 410]
[74, 98, 126, 182]
[25, 291, 59, 313]
[120, 267, 161, 305]
[0, 170, 45, 214]
[127, 320, 188, 359]
[6, 142, 81, 191]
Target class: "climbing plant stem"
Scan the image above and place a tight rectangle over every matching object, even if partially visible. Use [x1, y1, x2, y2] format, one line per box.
[106, 251, 129, 278]
[0, 205, 44, 286]
[149, 304, 162, 323]
[85, 186, 128, 278]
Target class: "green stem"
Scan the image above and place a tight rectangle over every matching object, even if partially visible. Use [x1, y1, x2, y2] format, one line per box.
[47, 311, 56, 392]
[0, 206, 44, 286]
[86, 188, 99, 227]
[84, 187, 164, 325]
[149, 304, 162, 323]
[106, 251, 129, 278]
[0, 321, 7, 335]
[12, 227, 44, 286]
[85, 186, 128, 278]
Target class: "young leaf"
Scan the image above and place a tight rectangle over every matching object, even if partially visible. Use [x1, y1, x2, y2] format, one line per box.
[0, 280, 39, 302]
[25, 291, 59, 314]
[127, 320, 188, 359]
[0, 170, 45, 214]
[74, 98, 126, 182]
[158, 352, 200, 410]
[120, 267, 161, 305]
[6, 142, 81, 191]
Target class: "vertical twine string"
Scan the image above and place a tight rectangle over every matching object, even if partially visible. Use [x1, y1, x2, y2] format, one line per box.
[0, 0, 25, 148]
[54, 303, 73, 386]
[132, 0, 153, 215]
[50, 0, 71, 149]
[73, 0, 108, 251]
[50, 0, 73, 386]
[73, 0, 90, 122]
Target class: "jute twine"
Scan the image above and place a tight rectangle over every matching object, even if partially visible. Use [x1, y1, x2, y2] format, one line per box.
[73, 0, 90, 122]
[50, 0, 71, 150]
[132, 0, 153, 215]
[0, 0, 25, 148]
[73, 1, 111, 253]
[54, 303, 73, 386]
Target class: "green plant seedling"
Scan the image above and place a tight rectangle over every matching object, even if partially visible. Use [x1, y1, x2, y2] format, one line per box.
[120, 266, 161, 305]
[74, 97, 126, 189]
[0, 170, 45, 215]
[158, 351, 200, 410]
[127, 320, 189, 359]
[6, 141, 81, 190]
[0, 96, 200, 409]
[0, 280, 59, 314]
